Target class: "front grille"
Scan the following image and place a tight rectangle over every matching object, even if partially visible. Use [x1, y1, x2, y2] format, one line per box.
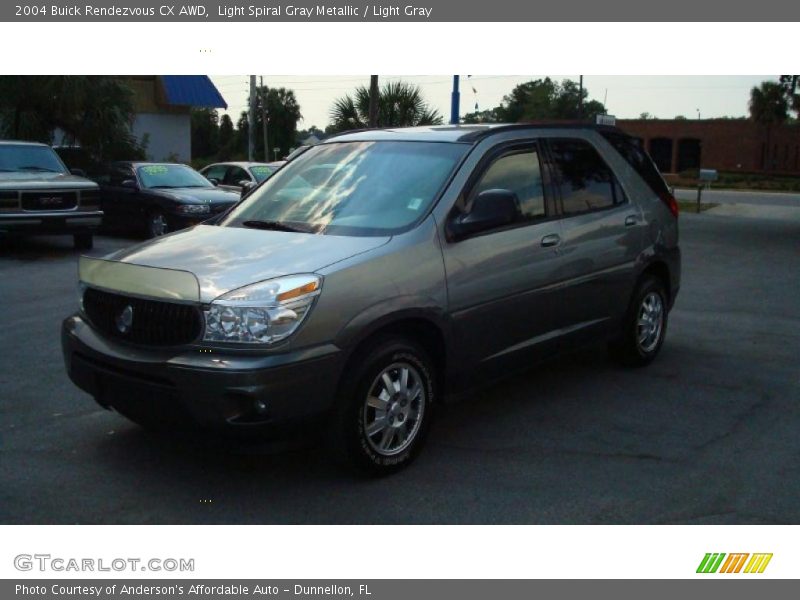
[79, 189, 101, 208]
[0, 191, 19, 211]
[21, 190, 78, 211]
[83, 287, 203, 347]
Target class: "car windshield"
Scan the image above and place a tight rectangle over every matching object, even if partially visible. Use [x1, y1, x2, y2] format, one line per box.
[136, 164, 213, 189]
[0, 145, 68, 174]
[250, 165, 276, 183]
[221, 141, 467, 236]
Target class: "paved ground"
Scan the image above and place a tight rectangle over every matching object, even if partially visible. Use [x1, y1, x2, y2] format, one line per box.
[1, 211, 799, 524]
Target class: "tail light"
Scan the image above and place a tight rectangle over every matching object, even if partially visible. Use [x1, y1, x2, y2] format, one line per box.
[659, 191, 679, 218]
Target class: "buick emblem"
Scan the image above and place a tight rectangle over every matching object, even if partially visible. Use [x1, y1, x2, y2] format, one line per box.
[115, 305, 134, 334]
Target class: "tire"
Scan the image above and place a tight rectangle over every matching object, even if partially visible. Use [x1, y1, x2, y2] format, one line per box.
[332, 336, 436, 476]
[609, 275, 669, 367]
[146, 210, 168, 238]
[73, 233, 93, 250]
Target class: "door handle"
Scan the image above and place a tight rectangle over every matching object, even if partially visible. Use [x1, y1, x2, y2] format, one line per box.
[541, 233, 561, 247]
[625, 215, 638, 227]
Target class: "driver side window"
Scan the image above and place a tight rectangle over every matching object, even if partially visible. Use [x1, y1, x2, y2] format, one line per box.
[468, 148, 546, 221]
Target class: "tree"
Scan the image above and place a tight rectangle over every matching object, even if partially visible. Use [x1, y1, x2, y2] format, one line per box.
[234, 86, 303, 160]
[190, 108, 219, 160]
[749, 80, 790, 170]
[461, 108, 502, 124]
[460, 78, 606, 124]
[639, 112, 657, 120]
[0, 76, 145, 162]
[217, 113, 235, 159]
[329, 80, 443, 132]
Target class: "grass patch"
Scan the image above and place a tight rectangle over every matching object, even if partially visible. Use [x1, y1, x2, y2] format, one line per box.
[677, 201, 719, 214]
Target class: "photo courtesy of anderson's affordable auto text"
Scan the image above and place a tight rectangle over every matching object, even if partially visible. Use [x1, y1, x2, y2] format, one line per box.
[0, 0, 799, 595]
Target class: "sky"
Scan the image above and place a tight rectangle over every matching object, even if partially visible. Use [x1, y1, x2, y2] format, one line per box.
[209, 75, 773, 130]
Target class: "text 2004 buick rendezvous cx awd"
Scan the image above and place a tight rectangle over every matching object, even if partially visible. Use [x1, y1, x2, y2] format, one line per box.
[62, 124, 680, 474]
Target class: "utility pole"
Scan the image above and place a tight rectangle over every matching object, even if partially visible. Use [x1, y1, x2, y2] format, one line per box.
[578, 75, 584, 119]
[260, 76, 269, 162]
[450, 75, 460, 125]
[368, 75, 379, 128]
[248, 75, 256, 161]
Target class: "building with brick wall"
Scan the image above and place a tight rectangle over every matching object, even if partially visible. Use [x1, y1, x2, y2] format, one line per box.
[616, 119, 800, 175]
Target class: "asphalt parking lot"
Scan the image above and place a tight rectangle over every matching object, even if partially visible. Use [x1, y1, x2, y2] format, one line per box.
[1, 211, 799, 524]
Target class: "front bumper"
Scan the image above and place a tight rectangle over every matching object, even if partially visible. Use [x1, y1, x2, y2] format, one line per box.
[0, 211, 102, 234]
[61, 315, 343, 433]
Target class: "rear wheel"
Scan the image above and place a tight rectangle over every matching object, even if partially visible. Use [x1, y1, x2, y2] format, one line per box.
[73, 233, 93, 250]
[610, 275, 668, 367]
[332, 336, 436, 475]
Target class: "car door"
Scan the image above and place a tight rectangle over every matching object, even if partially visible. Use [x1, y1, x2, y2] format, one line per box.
[201, 164, 228, 188]
[221, 165, 251, 192]
[98, 164, 135, 226]
[545, 136, 643, 340]
[441, 141, 565, 375]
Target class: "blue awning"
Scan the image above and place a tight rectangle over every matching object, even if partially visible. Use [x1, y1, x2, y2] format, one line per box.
[158, 76, 227, 109]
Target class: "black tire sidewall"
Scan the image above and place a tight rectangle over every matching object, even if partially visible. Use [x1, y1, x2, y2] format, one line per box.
[336, 337, 436, 474]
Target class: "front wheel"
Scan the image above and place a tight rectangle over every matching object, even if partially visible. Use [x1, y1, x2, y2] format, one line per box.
[610, 275, 668, 367]
[146, 210, 168, 238]
[332, 337, 436, 475]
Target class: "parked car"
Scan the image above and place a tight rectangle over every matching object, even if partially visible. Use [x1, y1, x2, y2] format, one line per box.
[94, 162, 240, 238]
[200, 161, 283, 194]
[62, 124, 680, 474]
[0, 141, 102, 249]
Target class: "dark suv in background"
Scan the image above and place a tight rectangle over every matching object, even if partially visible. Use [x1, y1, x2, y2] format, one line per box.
[0, 141, 102, 249]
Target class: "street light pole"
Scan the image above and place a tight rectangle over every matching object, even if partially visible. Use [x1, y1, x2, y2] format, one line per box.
[260, 76, 269, 162]
[450, 75, 460, 125]
[248, 75, 256, 161]
[368, 75, 379, 128]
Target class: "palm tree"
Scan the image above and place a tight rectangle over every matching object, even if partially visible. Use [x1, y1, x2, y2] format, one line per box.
[329, 80, 443, 133]
[749, 81, 790, 170]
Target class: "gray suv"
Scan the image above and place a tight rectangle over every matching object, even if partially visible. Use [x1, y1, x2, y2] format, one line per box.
[1, 141, 102, 249]
[62, 124, 680, 474]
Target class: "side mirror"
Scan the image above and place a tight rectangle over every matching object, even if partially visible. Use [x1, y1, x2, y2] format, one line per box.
[240, 181, 256, 198]
[121, 179, 139, 190]
[449, 189, 520, 240]
[207, 177, 219, 186]
[70, 168, 87, 177]
[237, 179, 252, 188]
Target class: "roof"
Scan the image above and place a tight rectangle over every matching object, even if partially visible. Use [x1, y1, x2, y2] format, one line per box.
[324, 123, 627, 144]
[159, 76, 227, 109]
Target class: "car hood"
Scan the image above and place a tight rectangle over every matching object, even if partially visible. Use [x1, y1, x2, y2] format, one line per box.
[0, 171, 98, 190]
[146, 187, 239, 204]
[106, 224, 391, 302]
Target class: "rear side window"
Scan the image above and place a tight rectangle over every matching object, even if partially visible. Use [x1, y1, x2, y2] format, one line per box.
[600, 131, 671, 198]
[203, 164, 227, 181]
[548, 139, 624, 215]
[468, 148, 546, 221]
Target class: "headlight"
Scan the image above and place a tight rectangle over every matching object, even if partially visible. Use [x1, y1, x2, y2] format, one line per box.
[203, 275, 321, 344]
[176, 204, 210, 214]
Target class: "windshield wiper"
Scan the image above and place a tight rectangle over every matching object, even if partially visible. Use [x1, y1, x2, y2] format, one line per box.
[18, 166, 59, 172]
[148, 185, 178, 189]
[241, 220, 314, 233]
